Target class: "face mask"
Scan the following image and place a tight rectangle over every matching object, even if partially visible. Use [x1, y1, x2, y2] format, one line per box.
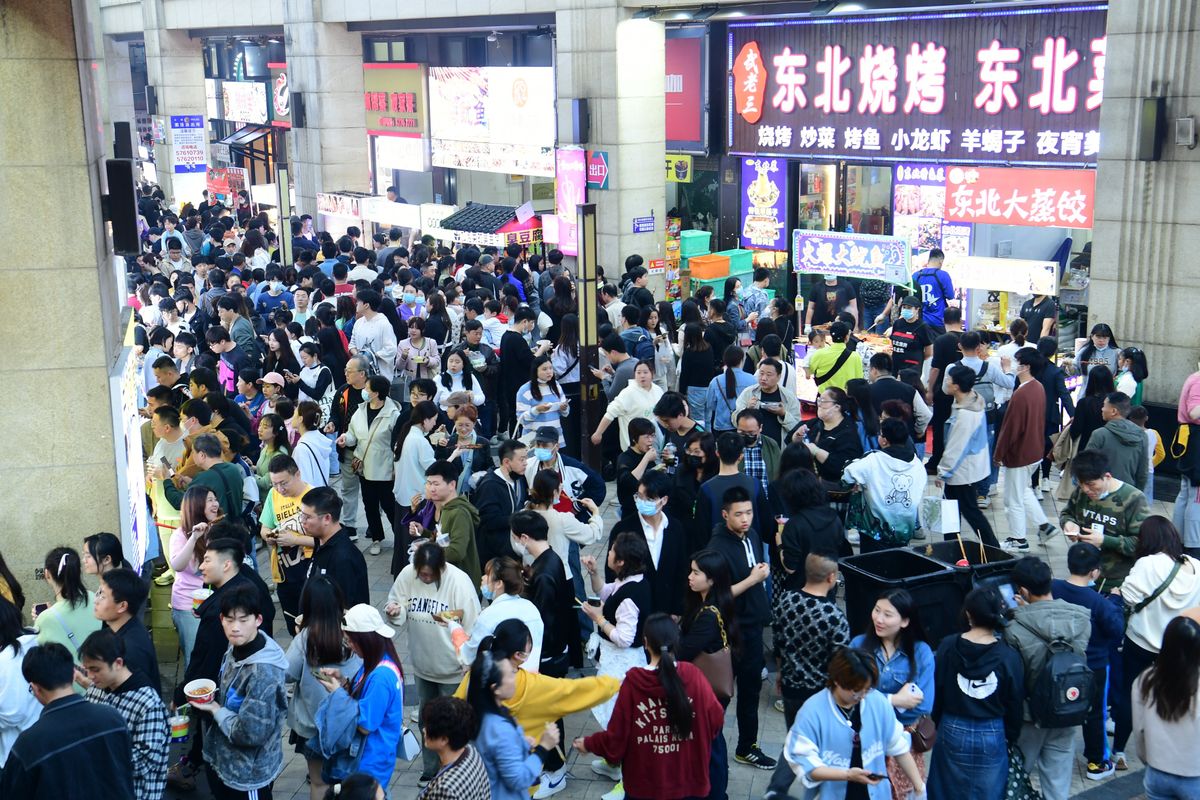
[270, 281, 282, 292]
[683, 454, 704, 470]
[635, 497, 659, 516]
[824, 274, 838, 282]
[448, 368, 462, 377]
[900, 309, 916, 321]
[1087, 579, 1097, 588]
[385, 285, 397, 296]
[511, 537, 528, 558]
[360, 388, 370, 401]
[533, 447, 554, 462]
[480, 581, 495, 601]
[402, 292, 416, 304]
[416, 297, 425, 306]
[742, 434, 759, 447]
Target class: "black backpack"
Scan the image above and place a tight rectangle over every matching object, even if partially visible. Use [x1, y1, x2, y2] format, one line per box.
[1014, 617, 1094, 728]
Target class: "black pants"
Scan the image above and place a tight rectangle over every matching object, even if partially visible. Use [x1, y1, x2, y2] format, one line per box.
[391, 505, 412, 577]
[1113, 636, 1158, 753]
[276, 580, 303, 636]
[206, 766, 273, 800]
[1082, 664, 1110, 764]
[767, 685, 821, 795]
[359, 477, 396, 543]
[942, 481, 1000, 548]
[734, 622, 765, 753]
[560, 383, 582, 461]
[927, 395, 954, 471]
[538, 652, 570, 772]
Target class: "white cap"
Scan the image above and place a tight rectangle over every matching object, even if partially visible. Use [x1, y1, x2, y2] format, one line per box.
[343, 604, 395, 638]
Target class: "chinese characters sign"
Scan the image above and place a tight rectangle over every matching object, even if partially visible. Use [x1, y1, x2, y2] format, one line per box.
[729, 4, 1107, 165]
[740, 157, 788, 251]
[553, 147, 586, 256]
[943, 166, 1095, 228]
[169, 115, 206, 174]
[363, 63, 428, 138]
[793, 229, 911, 285]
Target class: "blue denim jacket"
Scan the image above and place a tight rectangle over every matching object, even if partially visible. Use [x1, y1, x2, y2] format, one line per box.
[850, 635, 935, 725]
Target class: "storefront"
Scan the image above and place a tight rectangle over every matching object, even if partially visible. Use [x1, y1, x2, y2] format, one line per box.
[726, 2, 1106, 347]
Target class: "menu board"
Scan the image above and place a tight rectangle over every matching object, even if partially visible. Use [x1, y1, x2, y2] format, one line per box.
[892, 163, 973, 259]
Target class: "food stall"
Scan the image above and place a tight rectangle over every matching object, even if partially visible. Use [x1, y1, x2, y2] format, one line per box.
[428, 202, 544, 251]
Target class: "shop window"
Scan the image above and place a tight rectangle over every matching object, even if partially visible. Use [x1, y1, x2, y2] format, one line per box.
[843, 165, 891, 235]
[371, 41, 389, 62]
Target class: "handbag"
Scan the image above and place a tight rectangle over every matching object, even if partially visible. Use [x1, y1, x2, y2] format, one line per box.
[691, 606, 734, 703]
[1125, 558, 1184, 625]
[1004, 742, 1043, 800]
[906, 715, 937, 753]
[919, 493, 960, 535]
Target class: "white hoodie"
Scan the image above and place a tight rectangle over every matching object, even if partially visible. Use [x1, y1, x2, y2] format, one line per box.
[386, 562, 480, 683]
[0, 633, 41, 766]
[1123, 553, 1200, 652]
[293, 430, 333, 488]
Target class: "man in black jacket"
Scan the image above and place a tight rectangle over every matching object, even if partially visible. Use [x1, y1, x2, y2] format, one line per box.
[452, 320, 501, 437]
[472, 439, 529, 568]
[326, 355, 369, 539]
[0, 643, 134, 800]
[497, 307, 539, 439]
[707, 485, 775, 770]
[301, 487, 370, 606]
[604, 470, 688, 617]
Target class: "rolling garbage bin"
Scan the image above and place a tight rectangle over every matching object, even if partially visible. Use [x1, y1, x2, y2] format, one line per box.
[911, 540, 1017, 595]
[840, 548, 964, 644]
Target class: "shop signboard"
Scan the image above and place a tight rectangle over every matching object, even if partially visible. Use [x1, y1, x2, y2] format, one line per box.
[169, 115, 206, 174]
[420, 203, 458, 232]
[554, 147, 586, 256]
[375, 134, 428, 175]
[211, 142, 231, 164]
[740, 156, 788, 250]
[363, 63, 428, 140]
[109, 345, 151, 569]
[428, 66, 556, 176]
[666, 28, 707, 153]
[206, 167, 247, 207]
[943, 165, 1096, 228]
[221, 81, 269, 125]
[586, 150, 610, 190]
[633, 216, 657, 233]
[269, 63, 291, 128]
[361, 197, 421, 228]
[151, 116, 167, 144]
[793, 229, 911, 285]
[729, 3, 1107, 166]
[944, 255, 1058, 295]
[317, 193, 362, 219]
[666, 155, 693, 183]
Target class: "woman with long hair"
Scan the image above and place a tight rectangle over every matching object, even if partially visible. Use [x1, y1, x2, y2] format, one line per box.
[1132, 614, 1200, 798]
[392, 401, 441, 547]
[396, 316, 441, 385]
[927, 587, 1024, 800]
[169, 485, 222, 666]
[575, 614, 725, 800]
[1070, 364, 1116, 450]
[678, 322, 714, 425]
[526, 470, 603, 576]
[1116, 346, 1150, 407]
[544, 275, 577, 345]
[286, 577, 363, 800]
[314, 326, 349, 387]
[1075, 322, 1121, 379]
[242, 228, 270, 269]
[851, 590, 936, 798]
[0, 596, 40, 765]
[693, 285, 714, 319]
[770, 296, 798, 355]
[797, 386, 865, 485]
[641, 304, 678, 391]
[424, 292, 453, 347]
[315, 604, 404, 791]
[551, 313, 582, 458]
[266, 328, 303, 400]
[0, 550, 25, 614]
[672, 431, 719, 537]
[255, 412, 291, 495]
[591, 360, 665, 452]
[515, 356, 570, 445]
[33, 547, 102, 660]
[435, 351, 485, 410]
[81, 532, 132, 575]
[784, 647, 925, 798]
[705, 345, 756, 433]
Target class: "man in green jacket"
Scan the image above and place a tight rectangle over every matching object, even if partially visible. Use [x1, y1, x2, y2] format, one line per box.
[1060, 449, 1150, 587]
[163, 433, 244, 516]
[408, 460, 481, 585]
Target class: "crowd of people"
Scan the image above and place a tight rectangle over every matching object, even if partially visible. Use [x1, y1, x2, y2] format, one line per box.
[3, 197, 1200, 800]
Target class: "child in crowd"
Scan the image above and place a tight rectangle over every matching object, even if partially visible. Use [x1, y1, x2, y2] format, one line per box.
[1129, 406, 1164, 501]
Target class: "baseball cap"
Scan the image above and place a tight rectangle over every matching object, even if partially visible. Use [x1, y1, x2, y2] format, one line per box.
[261, 372, 286, 387]
[900, 295, 922, 308]
[343, 604, 395, 637]
[533, 426, 559, 444]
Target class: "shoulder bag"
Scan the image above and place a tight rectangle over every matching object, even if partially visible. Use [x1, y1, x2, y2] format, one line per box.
[812, 345, 855, 386]
[907, 715, 937, 753]
[691, 606, 734, 703]
[1125, 558, 1184, 625]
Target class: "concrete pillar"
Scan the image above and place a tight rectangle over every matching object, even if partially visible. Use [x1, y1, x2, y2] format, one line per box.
[105, 37, 137, 159]
[142, 0, 207, 206]
[1091, 0, 1200, 402]
[284, 0, 370, 215]
[557, 8, 668, 275]
[0, 0, 122, 598]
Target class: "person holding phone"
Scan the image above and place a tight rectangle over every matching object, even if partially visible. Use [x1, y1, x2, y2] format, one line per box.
[782, 647, 925, 800]
[1059, 449, 1151, 588]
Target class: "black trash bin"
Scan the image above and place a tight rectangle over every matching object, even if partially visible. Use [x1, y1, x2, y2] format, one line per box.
[911, 540, 1017, 595]
[840, 548, 964, 644]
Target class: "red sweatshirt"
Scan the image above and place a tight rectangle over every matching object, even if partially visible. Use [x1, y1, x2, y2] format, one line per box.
[583, 661, 724, 799]
[994, 377, 1047, 468]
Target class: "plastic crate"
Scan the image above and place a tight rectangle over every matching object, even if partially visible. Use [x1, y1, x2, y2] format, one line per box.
[841, 548, 965, 644]
[911, 540, 1017, 595]
[691, 270, 753, 297]
[687, 254, 731, 280]
[714, 248, 754, 273]
[680, 229, 713, 257]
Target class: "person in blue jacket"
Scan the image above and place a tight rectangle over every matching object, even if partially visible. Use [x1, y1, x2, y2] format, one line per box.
[849, 589, 935, 794]
[466, 638, 561, 800]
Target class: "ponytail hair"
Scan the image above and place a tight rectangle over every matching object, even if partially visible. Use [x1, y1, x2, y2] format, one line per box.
[722, 345, 744, 400]
[643, 613, 693, 739]
[44, 547, 89, 609]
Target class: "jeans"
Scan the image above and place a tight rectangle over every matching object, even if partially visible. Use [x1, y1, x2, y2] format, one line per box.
[767, 686, 820, 796]
[975, 421, 999, 497]
[1114, 635, 1158, 753]
[708, 717, 729, 800]
[1174, 476, 1200, 553]
[478, 401, 497, 438]
[687, 387, 710, 432]
[733, 622, 765, 752]
[416, 678, 460, 777]
[927, 715, 1007, 800]
[359, 477, 396, 543]
[1002, 461, 1047, 540]
[863, 302, 888, 333]
[1082, 665, 1111, 764]
[1145, 766, 1200, 800]
[172, 607, 200, 668]
[336, 460, 363, 533]
[943, 481, 999, 547]
[1018, 724, 1077, 800]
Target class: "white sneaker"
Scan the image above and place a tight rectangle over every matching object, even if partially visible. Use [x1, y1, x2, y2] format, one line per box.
[410, 707, 420, 724]
[533, 766, 568, 798]
[591, 758, 622, 781]
[977, 496, 991, 509]
[846, 531, 861, 545]
[1040, 477, 1051, 492]
[600, 781, 625, 800]
[368, 542, 381, 556]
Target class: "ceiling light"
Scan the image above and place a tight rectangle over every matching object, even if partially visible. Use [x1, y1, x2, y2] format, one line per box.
[836, 2, 866, 11]
[487, 30, 499, 42]
[810, 0, 838, 15]
[668, 10, 692, 19]
[632, 7, 660, 18]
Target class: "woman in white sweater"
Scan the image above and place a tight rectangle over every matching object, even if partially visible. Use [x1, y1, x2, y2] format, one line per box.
[526, 470, 603, 581]
[0, 599, 40, 767]
[434, 351, 485, 410]
[589, 360, 665, 451]
[1131, 614, 1200, 799]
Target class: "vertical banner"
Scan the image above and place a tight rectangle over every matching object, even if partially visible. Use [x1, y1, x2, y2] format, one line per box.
[170, 115, 206, 174]
[740, 156, 788, 250]
[554, 147, 587, 256]
[666, 29, 707, 153]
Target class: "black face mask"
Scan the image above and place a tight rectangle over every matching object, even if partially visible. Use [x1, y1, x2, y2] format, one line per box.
[683, 454, 704, 471]
[741, 434, 760, 447]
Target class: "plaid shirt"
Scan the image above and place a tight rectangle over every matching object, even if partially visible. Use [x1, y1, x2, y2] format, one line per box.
[418, 744, 492, 800]
[86, 678, 170, 800]
[743, 442, 770, 498]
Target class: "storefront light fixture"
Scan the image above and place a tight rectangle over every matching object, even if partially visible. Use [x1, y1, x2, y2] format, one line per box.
[632, 7, 660, 18]
[691, 6, 719, 20]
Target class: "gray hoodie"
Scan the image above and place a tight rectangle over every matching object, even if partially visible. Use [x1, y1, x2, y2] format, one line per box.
[204, 633, 289, 791]
[1004, 598, 1091, 723]
[1084, 418, 1149, 491]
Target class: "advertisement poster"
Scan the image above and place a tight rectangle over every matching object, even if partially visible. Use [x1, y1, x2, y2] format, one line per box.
[363, 63, 427, 139]
[944, 165, 1096, 228]
[945, 256, 1058, 295]
[554, 147, 586, 256]
[666, 30, 706, 151]
[740, 157, 788, 251]
[665, 155, 693, 183]
[169, 115, 206, 174]
[221, 81, 269, 124]
[728, 3, 1107, 166]
[269, 63, 291, 128]
[793, 229, 911, 285]
[207, 167, 248, 206]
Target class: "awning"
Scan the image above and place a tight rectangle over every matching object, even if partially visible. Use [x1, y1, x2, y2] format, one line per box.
[217, 125, 271, 148]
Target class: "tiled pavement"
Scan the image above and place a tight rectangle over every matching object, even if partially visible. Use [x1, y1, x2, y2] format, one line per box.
[163, 467, 1180, 800]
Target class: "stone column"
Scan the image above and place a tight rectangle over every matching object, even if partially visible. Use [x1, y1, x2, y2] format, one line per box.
[0, 0, 123, 593]
[1091, 0, 1200, 402]
[142, 0, 207, 205]
[105, 37, 137, 159]
[284, 0, 370, 215]
[557, 7, 668, 276]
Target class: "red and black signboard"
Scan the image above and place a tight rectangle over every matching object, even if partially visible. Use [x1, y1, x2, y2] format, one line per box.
[728, 3, 1107, 166]
[666, 28, 707, 153]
